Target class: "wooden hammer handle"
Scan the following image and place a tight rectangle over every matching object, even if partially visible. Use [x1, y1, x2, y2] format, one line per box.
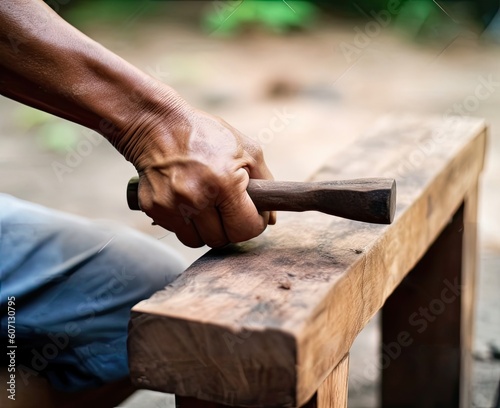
[127, 177, 396, 224]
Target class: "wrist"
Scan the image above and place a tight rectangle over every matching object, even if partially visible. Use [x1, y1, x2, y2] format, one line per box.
[104, 80, 193, 166]
[80, 57, 193, 166]
[58, 43, 192, 165]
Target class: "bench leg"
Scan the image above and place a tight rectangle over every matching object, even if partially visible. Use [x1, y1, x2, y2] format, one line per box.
[175, 354, 350, 408]
[381, 186, 478, 408]
[307, 353, 350, 408]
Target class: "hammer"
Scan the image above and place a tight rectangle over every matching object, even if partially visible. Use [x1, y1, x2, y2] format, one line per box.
[127, 177, 396, 224]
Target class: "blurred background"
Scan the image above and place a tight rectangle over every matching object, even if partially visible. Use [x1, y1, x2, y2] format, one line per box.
[1, 0, 499, 406]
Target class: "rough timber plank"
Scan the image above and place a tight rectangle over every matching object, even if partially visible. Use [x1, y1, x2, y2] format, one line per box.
[314, 353, 350, 408]
[128, 116, 487, 407]
[175, 354, 349, 408]
[460, 183, 479, 408]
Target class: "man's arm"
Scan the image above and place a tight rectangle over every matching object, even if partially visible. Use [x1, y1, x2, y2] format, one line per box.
[0, 0, 275, 248]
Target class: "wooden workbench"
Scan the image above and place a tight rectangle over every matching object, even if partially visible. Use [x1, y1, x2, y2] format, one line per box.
[128, 115, 487, 408]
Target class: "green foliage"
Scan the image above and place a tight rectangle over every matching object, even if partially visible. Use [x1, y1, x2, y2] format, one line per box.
[203, 1, 318, 35]
[15, 106, 81, 152]
[56, 0, 486, 40]
[36, 121, 81, 152]
[62, 0, 162, 25]
[392, 0, 466, 41]
[319, 0, 478, 41]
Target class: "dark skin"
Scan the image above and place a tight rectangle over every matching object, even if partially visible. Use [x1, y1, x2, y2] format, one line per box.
[0, 0, 276, 248]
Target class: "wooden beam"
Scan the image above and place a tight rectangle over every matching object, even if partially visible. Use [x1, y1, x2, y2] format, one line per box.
[314, 354, 350, 408]
[128, 116, 487, 407]
[460, 183, 479, 408]
[175, 354, 349, 408]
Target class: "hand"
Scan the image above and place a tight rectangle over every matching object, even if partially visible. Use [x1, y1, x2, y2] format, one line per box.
[119, 99, 276, 248]
[0, 0, 272, 247]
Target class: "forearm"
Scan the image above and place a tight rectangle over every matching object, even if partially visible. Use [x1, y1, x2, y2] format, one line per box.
[0, 0, 187, 158]
[0, 0, 276, 247]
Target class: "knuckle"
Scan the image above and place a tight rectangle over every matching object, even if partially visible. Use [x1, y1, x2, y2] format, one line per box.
[253, 144, 264, 161]
[138, 193, 155, 214]
[245, 137, 264, 160]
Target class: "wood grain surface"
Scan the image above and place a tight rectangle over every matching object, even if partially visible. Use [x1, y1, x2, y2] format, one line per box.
[128, 116, 487, 407]
[174, 354, 349, 408]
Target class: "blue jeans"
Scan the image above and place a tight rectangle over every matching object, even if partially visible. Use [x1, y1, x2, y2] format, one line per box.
[0, 194, 186, 392]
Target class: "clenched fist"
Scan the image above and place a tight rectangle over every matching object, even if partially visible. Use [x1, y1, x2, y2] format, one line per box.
[117, 96, 276, 248]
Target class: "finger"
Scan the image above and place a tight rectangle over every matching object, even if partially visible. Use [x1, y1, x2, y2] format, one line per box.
[218, 173, 268, 243]
[268, 211, 277, 225]
[247, 150, 274, 182]
[245, 152, 277, 226]
[155, 215, 205, 248]
[191, 207, 229, 248]
[222, 190, 268, 243]
[175, 220, 205, 248]
[138, 177, 205, 248]
[258, 209, 270, 226]
[176, 228, 204, 248]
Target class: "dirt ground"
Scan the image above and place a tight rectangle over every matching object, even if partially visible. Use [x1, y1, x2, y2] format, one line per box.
[0, 7, 499, 407]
